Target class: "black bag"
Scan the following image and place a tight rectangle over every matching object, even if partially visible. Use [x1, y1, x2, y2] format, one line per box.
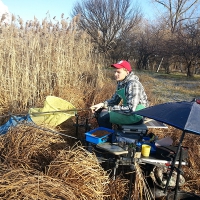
[155, 146, 188, 161]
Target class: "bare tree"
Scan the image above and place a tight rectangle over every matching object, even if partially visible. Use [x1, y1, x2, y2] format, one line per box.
[152, 0, 200, 33]
[173, 20, 200, 76]
[71, 0, 142, 59]
[134, 21, 167, 70]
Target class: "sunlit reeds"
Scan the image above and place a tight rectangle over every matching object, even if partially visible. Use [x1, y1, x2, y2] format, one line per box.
[0, 15, 108, 114]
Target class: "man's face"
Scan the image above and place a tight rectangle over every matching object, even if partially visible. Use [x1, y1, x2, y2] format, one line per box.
[114, 68, 129, 81]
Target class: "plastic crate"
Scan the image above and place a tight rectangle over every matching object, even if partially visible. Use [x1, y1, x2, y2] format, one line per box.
[85, 127, 114, 144]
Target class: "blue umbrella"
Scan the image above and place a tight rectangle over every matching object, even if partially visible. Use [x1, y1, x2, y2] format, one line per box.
[134, 99, 200, 200]
[135, 99, 200, 135]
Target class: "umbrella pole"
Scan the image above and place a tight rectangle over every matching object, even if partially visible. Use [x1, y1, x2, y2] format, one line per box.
[174, 146, 183, 200]
[164, 131, 186, 194]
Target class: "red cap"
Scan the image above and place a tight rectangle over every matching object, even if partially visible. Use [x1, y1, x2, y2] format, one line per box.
[111, 60, 132, 72]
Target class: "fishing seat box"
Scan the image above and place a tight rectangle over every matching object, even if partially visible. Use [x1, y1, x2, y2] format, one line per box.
[118, 123, 148, 140]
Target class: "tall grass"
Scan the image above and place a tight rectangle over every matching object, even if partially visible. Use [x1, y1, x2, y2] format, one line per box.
[1, 15, 200, 196]
[0, 15, 109, 114]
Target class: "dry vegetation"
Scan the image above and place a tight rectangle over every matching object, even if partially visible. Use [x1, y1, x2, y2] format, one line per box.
[0, 16, 200, 199]
[0, 15, 108, 115]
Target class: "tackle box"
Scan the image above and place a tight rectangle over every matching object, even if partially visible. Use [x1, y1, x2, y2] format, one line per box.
[85, 127, 114, 144]
[121, 123, 148, 134]
[120, 123, 148, 140]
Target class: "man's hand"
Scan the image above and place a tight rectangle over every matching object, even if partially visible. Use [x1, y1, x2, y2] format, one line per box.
[90, 103, 104, 113]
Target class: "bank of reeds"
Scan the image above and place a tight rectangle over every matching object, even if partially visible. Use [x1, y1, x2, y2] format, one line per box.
[0, 125, 67, 171]
[0, 124, 131, 200]
[0, 15, 109, 115]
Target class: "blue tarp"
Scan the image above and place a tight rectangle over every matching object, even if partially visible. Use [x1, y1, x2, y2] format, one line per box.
[0, 115, 32, 135]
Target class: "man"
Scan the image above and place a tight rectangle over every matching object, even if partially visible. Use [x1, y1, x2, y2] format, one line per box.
[90, 60, 149, 129]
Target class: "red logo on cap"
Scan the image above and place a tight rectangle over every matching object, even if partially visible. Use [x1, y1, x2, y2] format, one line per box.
[196, 99, 200, 104]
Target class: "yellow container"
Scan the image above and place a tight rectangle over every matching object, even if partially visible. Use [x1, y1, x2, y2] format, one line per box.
[141, 144, 151, 157]
[29, 96, 76, 127]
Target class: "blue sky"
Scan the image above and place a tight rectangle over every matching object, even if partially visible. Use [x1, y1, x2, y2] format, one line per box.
[1, 0, 157, 23]
[1, 0, 76, 21]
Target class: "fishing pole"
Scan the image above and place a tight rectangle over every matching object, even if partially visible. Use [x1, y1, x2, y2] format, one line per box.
[29, 108, 91, 115]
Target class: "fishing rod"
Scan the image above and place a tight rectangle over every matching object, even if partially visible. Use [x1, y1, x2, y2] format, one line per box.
[29, 108, 91, 115]
[0, 108, 91, 118]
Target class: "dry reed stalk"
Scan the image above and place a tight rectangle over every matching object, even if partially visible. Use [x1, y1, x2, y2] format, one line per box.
[47, 143, 110, 200]
[105, 175, 129, 200]
[0, 135, 4, 156]
[0, 168, 79, 200]
[182, 178, 200, 193]
[133, 163, 154, 200]
[181, 165, 200, 193]
[1, 124, 67, 171]
[0, 95, 10, 125]
[0, 163, 9, 176]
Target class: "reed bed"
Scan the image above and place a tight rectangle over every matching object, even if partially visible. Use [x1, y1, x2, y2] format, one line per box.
[0, 15, 106, 114]
[0, 143, 129, 200]
[106, 175, 129, 200]
[0, 124, 67, 171]
[181, 133, 200, 193]
[134, 163, 154, 200]
[0, 124, 130, 200]
[0, 168, 80, 200]
[47, 144, 110, 200]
